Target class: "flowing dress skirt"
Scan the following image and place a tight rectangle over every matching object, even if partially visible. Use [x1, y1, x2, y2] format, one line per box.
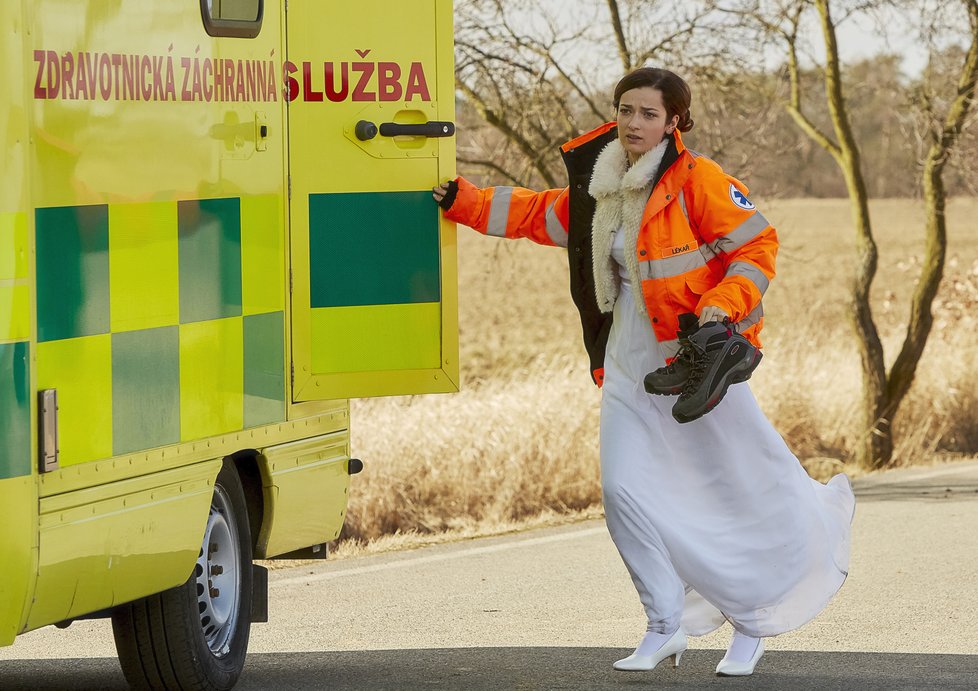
[600, 237, 855, 637]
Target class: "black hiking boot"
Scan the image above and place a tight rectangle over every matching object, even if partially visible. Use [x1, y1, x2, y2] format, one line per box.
[644, 313, 702, 395]
[670, 320, 763, 424]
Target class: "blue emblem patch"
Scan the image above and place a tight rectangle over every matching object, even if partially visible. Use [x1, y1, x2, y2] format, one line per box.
[729, 184, 755, 211]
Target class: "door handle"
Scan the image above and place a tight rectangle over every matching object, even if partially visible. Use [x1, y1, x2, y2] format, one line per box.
[355, 120, 455, 141]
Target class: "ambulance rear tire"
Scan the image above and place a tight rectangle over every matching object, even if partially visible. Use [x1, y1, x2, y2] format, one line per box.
[111, 460, 253, 691]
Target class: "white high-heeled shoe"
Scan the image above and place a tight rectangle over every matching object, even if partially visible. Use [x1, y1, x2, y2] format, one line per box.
[715, 636, 764, 676]
[613, 628, 687, 671]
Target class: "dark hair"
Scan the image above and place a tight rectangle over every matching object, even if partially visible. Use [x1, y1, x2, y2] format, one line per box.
[613, 67, 694, 133]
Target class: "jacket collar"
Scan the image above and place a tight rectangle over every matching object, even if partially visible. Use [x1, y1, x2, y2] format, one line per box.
[570, 126, 691, 195]
[561, 121, 617, 154]
[672, 128, 688, 156]
[655, 130, 694, 190]
[642, 131, 696, 222]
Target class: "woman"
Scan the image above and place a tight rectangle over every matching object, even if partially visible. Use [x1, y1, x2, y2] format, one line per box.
[433, 67, 854, 677]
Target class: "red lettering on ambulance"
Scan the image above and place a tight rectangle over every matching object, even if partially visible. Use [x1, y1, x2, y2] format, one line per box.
[224, 60, 235, 101]
[324, 62, 349, 102]
[219, 59, 226, 101]
[214, 58, 225, 101]
[191, 59, 203, 101]
[33, 50, 46, 99]
[265, 60, 277, 102]
[235, 59, 246, 101]
[246, 61, 256, 100]
[141, 55, 153, 101]
[75, 53, 89, 99]
[256, 61, 266, 100]
[152, 56, 164, 100]
[121, 55, 136, 100]
[27, 49, 432, 105]
[404, 62, 430, 101]
[302, 61, 323, 102]
[84, 53, 98, 99]
[111, 54, 122, 99]
[351, 62, 375, 101]
[181, 57, 193, 100]
[45, 51, 60, 99]
[99, 53, 112, 100]
[377, 62, 401, 102]
[164, 56, 176, 101]
[203, 59, 214, 102]
[284, 61, 299, 102]
[62, 52, 75, 99]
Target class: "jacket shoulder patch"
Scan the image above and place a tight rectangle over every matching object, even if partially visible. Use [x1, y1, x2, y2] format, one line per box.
[729, 184, 755, 210]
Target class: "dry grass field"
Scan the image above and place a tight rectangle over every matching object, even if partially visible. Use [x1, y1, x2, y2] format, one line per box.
[339, 197, 978, 552]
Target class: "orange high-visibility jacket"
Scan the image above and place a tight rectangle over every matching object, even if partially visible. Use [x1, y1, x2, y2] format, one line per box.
[443, 122, 777, 387]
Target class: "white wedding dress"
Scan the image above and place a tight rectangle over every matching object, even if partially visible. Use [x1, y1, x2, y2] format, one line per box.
[600, 230, 855, 637]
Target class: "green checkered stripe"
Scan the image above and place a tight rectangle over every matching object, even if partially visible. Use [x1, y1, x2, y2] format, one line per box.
[34, 196, 286, 467]
[0, 210, 32, 479]
[0, 341, 30, 479]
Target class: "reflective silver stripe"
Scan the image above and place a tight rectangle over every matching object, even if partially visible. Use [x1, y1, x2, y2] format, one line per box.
[487, 186, 513, 238]
[545, 198, 568, 247]
[725, 261, 770, 296]
[677, 190, 689, 223]
[640, 249, 706, 281]
[657, 337, 680, 361]
[733, 303, 764, 332]
[698, 242, 717, 264]
[710, 211, 769, 254]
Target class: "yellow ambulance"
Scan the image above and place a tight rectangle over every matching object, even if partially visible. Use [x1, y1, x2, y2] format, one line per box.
[0, 1, 457, 688]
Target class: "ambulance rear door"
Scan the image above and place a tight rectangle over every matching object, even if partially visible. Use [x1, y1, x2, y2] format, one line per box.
[285, 0, 458, 401]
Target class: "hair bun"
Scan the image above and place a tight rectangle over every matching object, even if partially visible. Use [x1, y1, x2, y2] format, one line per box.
[679, 111, 694, 133]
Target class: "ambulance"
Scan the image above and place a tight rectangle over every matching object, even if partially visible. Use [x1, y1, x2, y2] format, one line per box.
[0, 1, 457, 688]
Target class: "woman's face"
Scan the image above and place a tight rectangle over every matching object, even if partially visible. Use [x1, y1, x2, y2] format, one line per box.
[616, 86, 680, 163]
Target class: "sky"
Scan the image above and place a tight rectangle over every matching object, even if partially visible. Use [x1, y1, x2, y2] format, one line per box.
[457, 0, 971, 80]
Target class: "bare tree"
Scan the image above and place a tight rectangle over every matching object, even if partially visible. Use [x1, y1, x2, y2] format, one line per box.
[893, 0, 978, 455]
[454, 0, 711, 188]
[723, 0, 978, 469]
[454, 0, 599, 188]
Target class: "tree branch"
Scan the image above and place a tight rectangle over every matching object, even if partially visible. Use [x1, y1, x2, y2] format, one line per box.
[606, 0, 632, 71]
[456, 79, 560, 188]
[934, 0, 978, 170]
[457, 156, 527, 187]
[782, 6, 843, 161]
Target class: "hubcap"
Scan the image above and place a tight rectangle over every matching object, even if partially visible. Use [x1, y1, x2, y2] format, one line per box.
[194, 484, 241, 657]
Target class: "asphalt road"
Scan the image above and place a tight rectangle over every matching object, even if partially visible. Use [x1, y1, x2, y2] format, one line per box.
[2, 460, 977, 690]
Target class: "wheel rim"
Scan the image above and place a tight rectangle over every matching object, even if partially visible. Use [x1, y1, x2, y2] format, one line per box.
[194, 484, 241, 657]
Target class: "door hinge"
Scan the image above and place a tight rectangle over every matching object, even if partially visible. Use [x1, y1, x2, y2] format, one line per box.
[289, 268, 293, 294]
[290, 362, 295, 386]
[287, 174, 291, 200]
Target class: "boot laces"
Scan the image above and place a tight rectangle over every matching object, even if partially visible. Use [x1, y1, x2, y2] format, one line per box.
[677, 340, 708, 400]
[663, 345, 694, 374]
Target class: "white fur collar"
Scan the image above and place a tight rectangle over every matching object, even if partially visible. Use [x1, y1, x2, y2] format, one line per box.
[588, 137, 670, 315]
[589, 138, 669, 197]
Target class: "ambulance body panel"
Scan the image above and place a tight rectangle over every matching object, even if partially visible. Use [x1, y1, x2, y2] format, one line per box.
[0, 1, 457, 684]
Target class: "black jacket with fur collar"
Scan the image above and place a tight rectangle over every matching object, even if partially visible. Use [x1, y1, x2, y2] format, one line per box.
[560, 125, 680, 385]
